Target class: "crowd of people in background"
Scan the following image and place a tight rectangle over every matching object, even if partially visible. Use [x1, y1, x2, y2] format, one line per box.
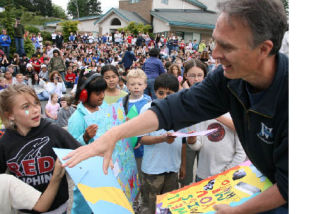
[0, 28, 240, 213]
[0, 28, 219, 103]
[0, 0, 289, 211]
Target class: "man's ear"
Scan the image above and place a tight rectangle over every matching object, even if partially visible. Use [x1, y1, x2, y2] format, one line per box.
[259, 40, 273, 57]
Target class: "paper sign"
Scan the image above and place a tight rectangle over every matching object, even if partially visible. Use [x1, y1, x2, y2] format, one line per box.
[54, 148, 134, 214]
[156, 161, 272, 214]
[171, 128, 218, 137]
[84, 102, 140, 204]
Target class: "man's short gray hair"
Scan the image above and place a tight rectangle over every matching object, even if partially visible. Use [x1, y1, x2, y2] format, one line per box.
[218, 0, 288, 55]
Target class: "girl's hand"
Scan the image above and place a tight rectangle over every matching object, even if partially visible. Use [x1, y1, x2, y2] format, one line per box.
[133, 142, 141, 150]
[84, 124, 98, 142]
[164, 132, 176, 144]
[51, 159, 65, 182]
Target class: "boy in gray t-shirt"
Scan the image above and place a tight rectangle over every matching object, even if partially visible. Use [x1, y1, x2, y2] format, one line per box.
[57, 96, 75, 127]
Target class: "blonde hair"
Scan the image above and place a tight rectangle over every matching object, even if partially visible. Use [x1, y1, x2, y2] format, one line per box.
[0, 85, 39, 129]
[126, 69, 147, 83]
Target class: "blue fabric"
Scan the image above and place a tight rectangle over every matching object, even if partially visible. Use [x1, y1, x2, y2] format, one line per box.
[144, 79, 156, 100]
[127, 94, 151, 114]
[150, 53, 289, 202]
[15, 37, 25, 56]
[68, 102, 93, 146]
[141, 103, 183, 174]
[120, 51, 136, 69]
[37, 91, 49, 101]
[128, 94, 151, 158]
[1, 46, 10, 57]
[68, 102, 109, 214]
[0, 34, 11, 47]
[142, 57, 165, 80]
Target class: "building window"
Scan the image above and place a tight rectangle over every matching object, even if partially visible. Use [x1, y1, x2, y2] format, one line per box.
[161, 0, 169, 4]
[111, 18, 121, 26]
[130, 0, 140, 3]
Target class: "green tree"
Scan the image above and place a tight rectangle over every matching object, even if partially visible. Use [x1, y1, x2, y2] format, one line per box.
[0, 0, 16, 57]
[41, 31, 52, 44]
[25, 25, 40, 34]
[24, 36, 35, 57]
[119, 22, 152, 36]
[87, 0, 102, 16]
[67, 0, 89, 19]
[60, 20, 79, 39]
[52, 4, 67, 19]
[36, 0, 53, 17]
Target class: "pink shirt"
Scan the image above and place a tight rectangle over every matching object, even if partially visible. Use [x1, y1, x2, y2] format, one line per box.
[45, 102, 60, 119]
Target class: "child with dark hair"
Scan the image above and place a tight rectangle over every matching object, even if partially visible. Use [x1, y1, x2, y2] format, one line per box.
[67, 70, 107, 214]
[65, 66, 76, 88]
[27, 72, 49, 101]
[102, 64, 128, 104]
[140, 73, 186, 213]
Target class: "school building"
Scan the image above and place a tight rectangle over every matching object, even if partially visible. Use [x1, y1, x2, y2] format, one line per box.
[44, 0, 222, 41]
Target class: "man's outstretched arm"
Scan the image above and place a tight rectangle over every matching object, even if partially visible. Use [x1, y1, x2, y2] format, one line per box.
[63, 110, 159, 174]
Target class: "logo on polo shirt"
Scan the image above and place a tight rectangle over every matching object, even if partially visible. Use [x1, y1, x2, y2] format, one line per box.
[257, 122, 274, 144]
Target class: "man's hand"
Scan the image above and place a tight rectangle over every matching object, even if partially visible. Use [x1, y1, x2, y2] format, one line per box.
[214, 204, 239, 214]
[63, 134, 117, 174]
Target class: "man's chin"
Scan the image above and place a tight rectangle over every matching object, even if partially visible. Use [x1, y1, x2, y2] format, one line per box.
[223, 71, 236, 79]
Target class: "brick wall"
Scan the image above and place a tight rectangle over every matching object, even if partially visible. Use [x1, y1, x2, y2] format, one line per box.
[119, 0, 153, 23]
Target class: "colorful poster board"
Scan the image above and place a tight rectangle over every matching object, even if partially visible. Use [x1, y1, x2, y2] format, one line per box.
[156, 161, 272, 214]
[84, 101, 140, 204]
[54, 148, 134, 214]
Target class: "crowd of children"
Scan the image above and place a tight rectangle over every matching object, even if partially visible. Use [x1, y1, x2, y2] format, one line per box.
[0, 30, 247, 214]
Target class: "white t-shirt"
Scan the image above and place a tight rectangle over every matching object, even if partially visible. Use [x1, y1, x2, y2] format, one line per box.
[187, 114, 246, 179]
[140, 102, 183, 174]
[88, 35, 94, 44]
[0, 174, 41, 214]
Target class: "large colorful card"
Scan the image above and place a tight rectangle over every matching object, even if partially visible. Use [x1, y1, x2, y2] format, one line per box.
[54, 148, 134, 214]
[156, 161, 272, 214]
[84, 101, 140, 204]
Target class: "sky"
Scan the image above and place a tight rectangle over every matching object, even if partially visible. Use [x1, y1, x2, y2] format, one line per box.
[52, 0, 119, 14]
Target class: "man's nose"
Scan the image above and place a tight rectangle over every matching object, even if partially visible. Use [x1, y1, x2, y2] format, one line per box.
[211, 44, 223, 60]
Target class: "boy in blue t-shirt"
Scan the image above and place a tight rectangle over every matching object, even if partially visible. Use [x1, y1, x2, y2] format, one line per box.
[139, 73, 186, 214]
[122, 69, 151, 189]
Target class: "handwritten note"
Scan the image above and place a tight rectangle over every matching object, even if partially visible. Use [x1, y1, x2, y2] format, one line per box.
[171, 128, 218, 137]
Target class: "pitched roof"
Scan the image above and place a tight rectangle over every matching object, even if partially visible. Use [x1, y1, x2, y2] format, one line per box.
[72, 15, 101, 21]
[184, 0, 207, 10]
[94, 8, 148, 25]
[44, 16, 100, 27]
[151, 9, 217, 29]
